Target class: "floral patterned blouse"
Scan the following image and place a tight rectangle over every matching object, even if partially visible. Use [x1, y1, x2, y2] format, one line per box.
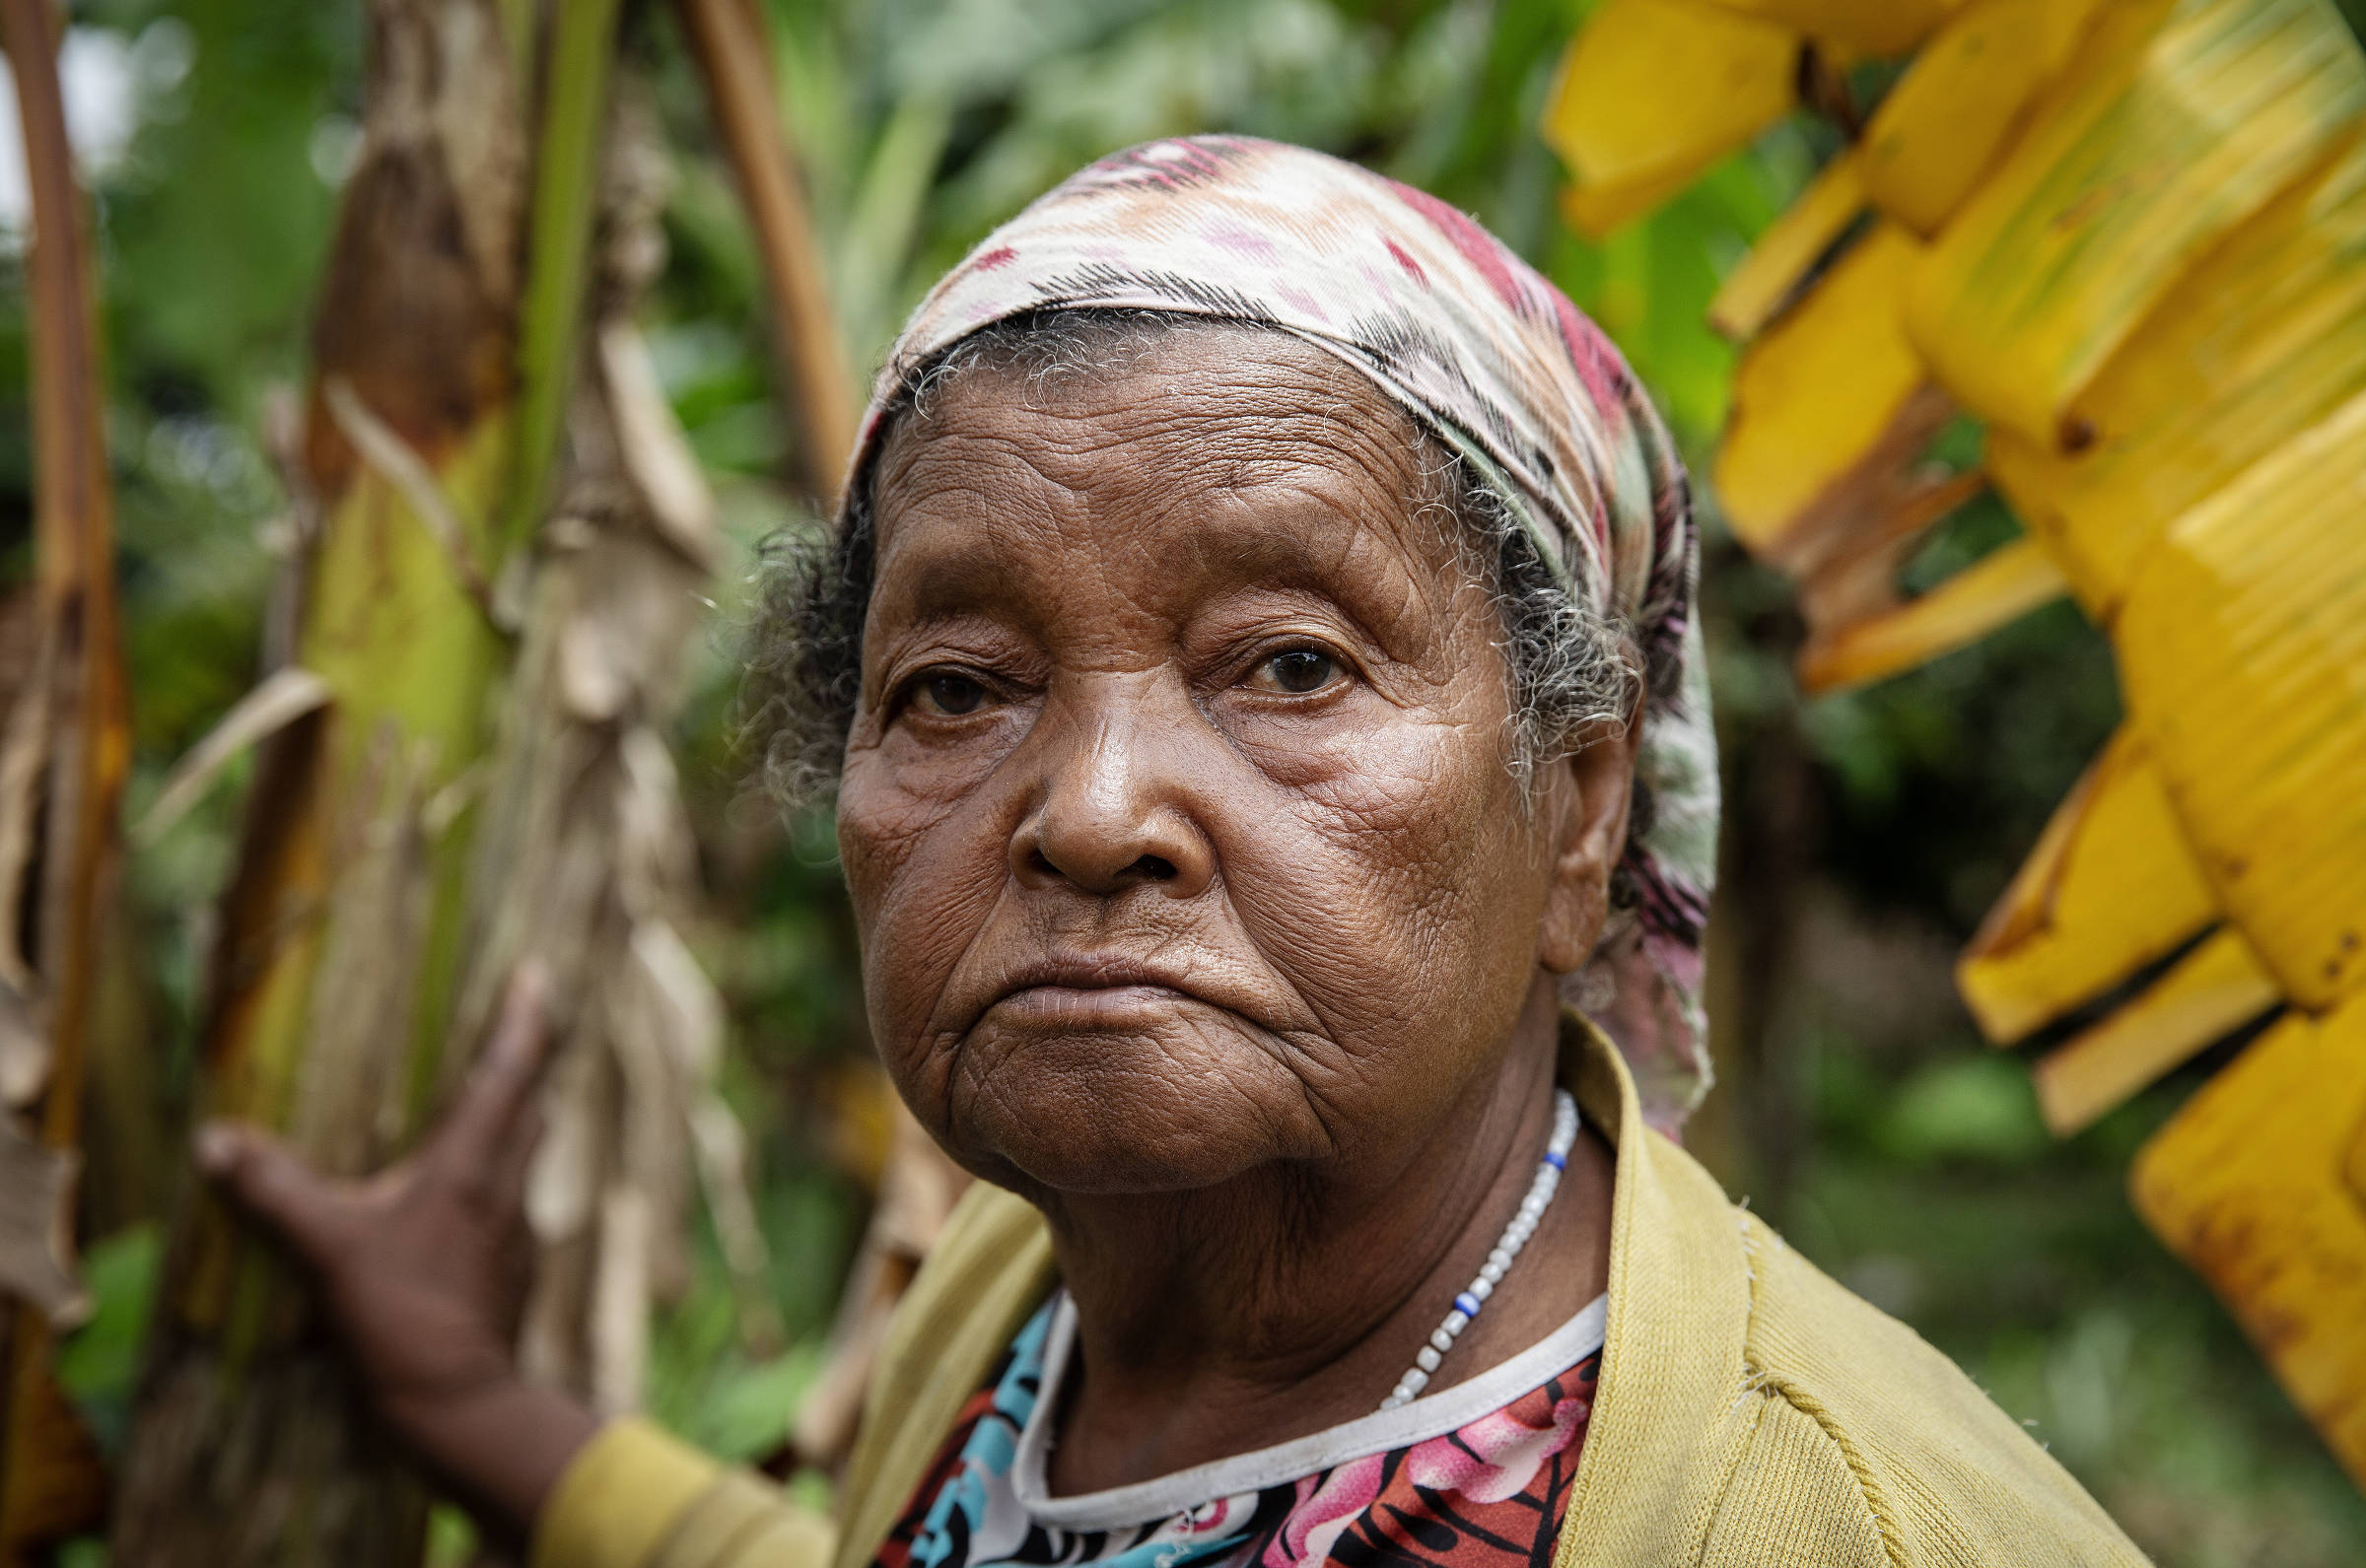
[871, 1293, 1606, 1568]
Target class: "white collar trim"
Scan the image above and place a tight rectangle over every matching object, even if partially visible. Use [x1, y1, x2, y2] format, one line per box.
[1009, 1290, 1607, 1531]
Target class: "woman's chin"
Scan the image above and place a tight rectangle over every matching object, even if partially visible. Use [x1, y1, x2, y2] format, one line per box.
[931, 1023, 1326, 1196]
[982, 1126, 1256, 1195]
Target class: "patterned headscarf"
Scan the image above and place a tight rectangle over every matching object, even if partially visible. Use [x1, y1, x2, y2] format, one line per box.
[850, 137, 1720, 1129]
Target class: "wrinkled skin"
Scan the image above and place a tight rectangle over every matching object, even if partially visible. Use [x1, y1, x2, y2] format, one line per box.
[846, 328, 1630, 1491]
[199, 326, 1633, 1531]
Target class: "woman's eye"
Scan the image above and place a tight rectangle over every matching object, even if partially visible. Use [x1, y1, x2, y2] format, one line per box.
[1251, 648, 1341, 695]
[913, 672, 989, 716]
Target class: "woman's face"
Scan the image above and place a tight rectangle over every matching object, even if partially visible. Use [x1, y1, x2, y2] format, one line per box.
[838, 329, 1632, 1198]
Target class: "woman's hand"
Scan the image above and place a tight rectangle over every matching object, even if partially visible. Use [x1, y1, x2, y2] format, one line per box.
[196, 963, 599, 1541]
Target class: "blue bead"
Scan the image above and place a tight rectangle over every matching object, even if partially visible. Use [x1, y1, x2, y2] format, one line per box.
[1543, 1151, 1566, 1171]
[1454, 1292, 1482, 1318]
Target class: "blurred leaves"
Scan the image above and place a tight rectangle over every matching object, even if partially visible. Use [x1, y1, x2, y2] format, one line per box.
[51, 1224, 156, 1456]
[1874, 1054, 2049, 1166]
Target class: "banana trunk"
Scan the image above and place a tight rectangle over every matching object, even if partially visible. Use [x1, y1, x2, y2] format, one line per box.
[107, 0, 733, 1560]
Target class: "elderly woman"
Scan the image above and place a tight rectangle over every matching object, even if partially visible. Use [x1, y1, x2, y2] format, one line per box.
[205, 138, 2149, 1567]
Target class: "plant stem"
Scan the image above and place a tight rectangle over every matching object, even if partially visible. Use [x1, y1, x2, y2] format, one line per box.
[674, 0, 859, 496]
[506, 0, 627, 551]
[0, 0, 131, 1554]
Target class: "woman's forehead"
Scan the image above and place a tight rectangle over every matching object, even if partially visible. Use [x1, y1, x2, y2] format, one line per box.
[863, 333, 1482, 648]
[879, 326, 1404, 472]
[872, 333, 1450, 573]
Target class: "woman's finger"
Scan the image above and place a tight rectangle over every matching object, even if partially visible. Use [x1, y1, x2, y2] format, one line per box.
[194, 1121, 360, 1265]
[432, 961, 556, 1178]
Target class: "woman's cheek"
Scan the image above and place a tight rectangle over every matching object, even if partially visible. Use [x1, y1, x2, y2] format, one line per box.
[837, 707, 1026, 902]
[1228, 703, 1537, 1047]
[839, 758, 1014, 1102]
[1232, 701, 1508, 868]
[1232, 771, 1482, 1012]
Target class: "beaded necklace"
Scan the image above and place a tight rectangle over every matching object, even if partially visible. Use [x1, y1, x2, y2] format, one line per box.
[1380, 1089, 1580, 1411]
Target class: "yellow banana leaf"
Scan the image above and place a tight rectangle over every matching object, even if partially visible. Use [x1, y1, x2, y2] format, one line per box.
[2031, 926, 2280, 1134]
[1700, 0, 1957, 56]
[2117, 384, 2366, 1012]
[1542, 0, 1798, 239]
[1544, 0, 2366, 1494]
[1713, 222, 1933, 554]
[1707, 147, 1864, 340]
[1985, 133, 2366, 619]
[1796, 533, 2065, 695]
[1858, 0, 2108, 236]
[2347, 1104, 2366, 1208]
[2132, 990, 2366, 1488]
[1906, 0, 2366, 443]
[1956, 727, 2219, 1045]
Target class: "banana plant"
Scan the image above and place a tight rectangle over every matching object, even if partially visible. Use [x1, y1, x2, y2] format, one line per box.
[109, 2, 745, 1562]
[0, 0, 132, 1558]
[1544, 0, 2366, 1491]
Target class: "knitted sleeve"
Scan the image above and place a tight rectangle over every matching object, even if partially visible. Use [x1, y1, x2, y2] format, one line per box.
[531, 1418, 837, 1568]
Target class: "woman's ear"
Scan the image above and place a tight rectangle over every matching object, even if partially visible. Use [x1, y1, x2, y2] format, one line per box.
[1536, 714, 1639, 975]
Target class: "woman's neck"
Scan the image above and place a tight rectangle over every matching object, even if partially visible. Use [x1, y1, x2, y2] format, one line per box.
[1031, 978, 1616, 1496]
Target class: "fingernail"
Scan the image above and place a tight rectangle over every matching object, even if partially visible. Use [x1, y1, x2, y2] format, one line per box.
[193, 1122, 239, 1174]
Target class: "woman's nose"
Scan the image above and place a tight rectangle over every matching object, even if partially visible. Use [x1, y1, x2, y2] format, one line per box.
[1010, 695, 1215, 899]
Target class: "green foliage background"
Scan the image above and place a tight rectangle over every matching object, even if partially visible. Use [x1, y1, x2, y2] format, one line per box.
[5, 1, 2364, 1562]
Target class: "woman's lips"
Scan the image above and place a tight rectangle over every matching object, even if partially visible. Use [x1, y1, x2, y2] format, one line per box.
[986, 981, 1206, 1028]
[973, 953, 1233, 1030]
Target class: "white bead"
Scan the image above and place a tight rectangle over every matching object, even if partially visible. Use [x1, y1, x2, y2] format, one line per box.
[1375, 1090, 1582, 1414]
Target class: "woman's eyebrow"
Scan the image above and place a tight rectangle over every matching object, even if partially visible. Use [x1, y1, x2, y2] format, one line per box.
[872, 529, 1034, 620]
[1186, 477, 1452, 612]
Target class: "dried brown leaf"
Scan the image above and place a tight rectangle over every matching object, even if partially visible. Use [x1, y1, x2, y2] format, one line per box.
[599, 323, 716, 567]
[0, 976, 47, 1109]
[0, 1110, 86, 1325]
[0, 626, 54, 999]
[590, 1184, 651, 1414]
[134, 668, 333, 847]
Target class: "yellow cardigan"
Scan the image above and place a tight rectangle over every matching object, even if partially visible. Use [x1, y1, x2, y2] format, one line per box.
[533, 1019, 2152, 1568]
